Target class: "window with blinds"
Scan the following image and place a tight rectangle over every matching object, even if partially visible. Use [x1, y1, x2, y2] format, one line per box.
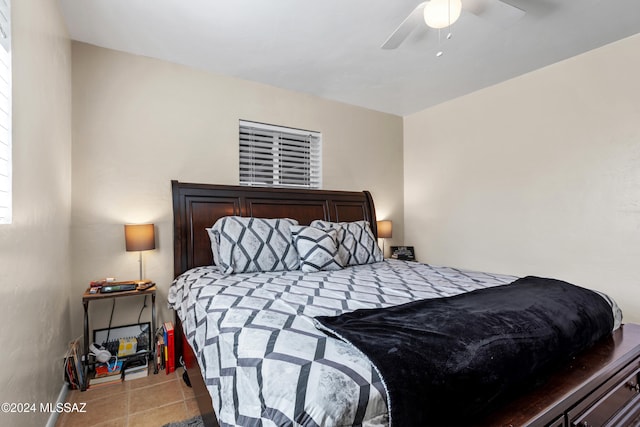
[0, 0, 11, 224]
[239, 120, 321, 189]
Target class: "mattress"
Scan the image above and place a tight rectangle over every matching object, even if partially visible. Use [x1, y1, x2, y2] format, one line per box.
[169, 259, 523, 426]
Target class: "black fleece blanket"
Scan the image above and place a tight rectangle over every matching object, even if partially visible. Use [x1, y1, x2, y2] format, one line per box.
[314, 276, 614, 426]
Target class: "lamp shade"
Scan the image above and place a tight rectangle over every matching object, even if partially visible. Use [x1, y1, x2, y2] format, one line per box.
[124, 224, 156, 252]
[377, 220, 393, 239]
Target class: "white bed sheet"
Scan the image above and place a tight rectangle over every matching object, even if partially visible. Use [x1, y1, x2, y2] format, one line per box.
[168, 259, 518, 427]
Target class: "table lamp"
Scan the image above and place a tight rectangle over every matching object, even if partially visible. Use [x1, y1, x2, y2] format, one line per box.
[377, 220, 392, 257]
[124, 223, 156, 282]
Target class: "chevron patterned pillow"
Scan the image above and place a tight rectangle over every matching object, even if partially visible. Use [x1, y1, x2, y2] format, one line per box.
[310, 220, 383, 266]
[291, 225, 344, 272]
[210, 216, 300, 274]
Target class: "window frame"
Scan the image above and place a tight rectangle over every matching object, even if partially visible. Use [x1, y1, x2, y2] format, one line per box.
[0, 0, 11, 225]
[239, 120, 322, 190]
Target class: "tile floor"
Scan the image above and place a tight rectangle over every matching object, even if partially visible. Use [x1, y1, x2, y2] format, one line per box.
[55, 368, 199, 427]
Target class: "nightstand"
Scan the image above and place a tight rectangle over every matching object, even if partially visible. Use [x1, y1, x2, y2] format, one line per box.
[81, 284, 158, 391]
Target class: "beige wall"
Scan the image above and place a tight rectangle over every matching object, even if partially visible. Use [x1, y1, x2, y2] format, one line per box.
[404, 33, 640, 322]
[0, 1, 72, 426]
[70, 42, 404, 336]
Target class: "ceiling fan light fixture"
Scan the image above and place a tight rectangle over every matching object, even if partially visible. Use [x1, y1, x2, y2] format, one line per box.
[424, 0, 462, 29]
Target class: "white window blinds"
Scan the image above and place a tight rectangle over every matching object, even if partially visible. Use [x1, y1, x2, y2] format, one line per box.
[239, 120, 321, 189]
[0, 0, 11, 224]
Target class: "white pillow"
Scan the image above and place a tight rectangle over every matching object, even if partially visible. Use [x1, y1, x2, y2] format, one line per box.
[209, 216, 299, 274]
[310, 220, 383, 266]
[291, 225, 344, 272]
[206, 227, 221, 267]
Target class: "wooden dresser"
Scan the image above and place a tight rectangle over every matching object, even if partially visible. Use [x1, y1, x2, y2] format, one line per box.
[480, 323, 640, 427]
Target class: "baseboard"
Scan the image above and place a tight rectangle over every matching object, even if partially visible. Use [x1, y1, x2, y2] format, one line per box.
[45, 383, 69, 427]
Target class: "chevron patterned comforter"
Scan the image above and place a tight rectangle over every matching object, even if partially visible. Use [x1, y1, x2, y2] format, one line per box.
[169, 260, 520, 426]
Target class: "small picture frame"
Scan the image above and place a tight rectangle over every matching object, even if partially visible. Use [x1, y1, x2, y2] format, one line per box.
[391, 246, 415, 261]
[93, 322, 151, 356]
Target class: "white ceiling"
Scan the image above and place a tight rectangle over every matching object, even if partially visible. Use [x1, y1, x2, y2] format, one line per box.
[58, 0, 640, 116]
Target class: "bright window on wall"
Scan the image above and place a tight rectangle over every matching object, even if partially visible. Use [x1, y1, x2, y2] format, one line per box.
[0, 0, 11, 224]
[239, 120, 322, 189]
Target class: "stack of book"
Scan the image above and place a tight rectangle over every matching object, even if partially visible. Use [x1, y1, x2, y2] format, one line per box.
[124, 359, 148, 381]
[89, 360, 123, 388]
[63, 338, 85, 390]
[155, 321, 175, 374]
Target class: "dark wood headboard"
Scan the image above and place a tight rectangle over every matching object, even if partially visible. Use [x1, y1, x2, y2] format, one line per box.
[171, 181, 378, 278]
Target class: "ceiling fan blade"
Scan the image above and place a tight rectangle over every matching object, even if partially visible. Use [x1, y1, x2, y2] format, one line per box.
[463, 0, 525, 28]
[381, 2, 427, 50]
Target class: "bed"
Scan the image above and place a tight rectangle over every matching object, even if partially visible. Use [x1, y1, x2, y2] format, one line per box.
[169, 181, 639, 427]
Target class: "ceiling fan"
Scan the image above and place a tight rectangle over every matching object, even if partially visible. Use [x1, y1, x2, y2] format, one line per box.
[381, 0, 526, 50]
